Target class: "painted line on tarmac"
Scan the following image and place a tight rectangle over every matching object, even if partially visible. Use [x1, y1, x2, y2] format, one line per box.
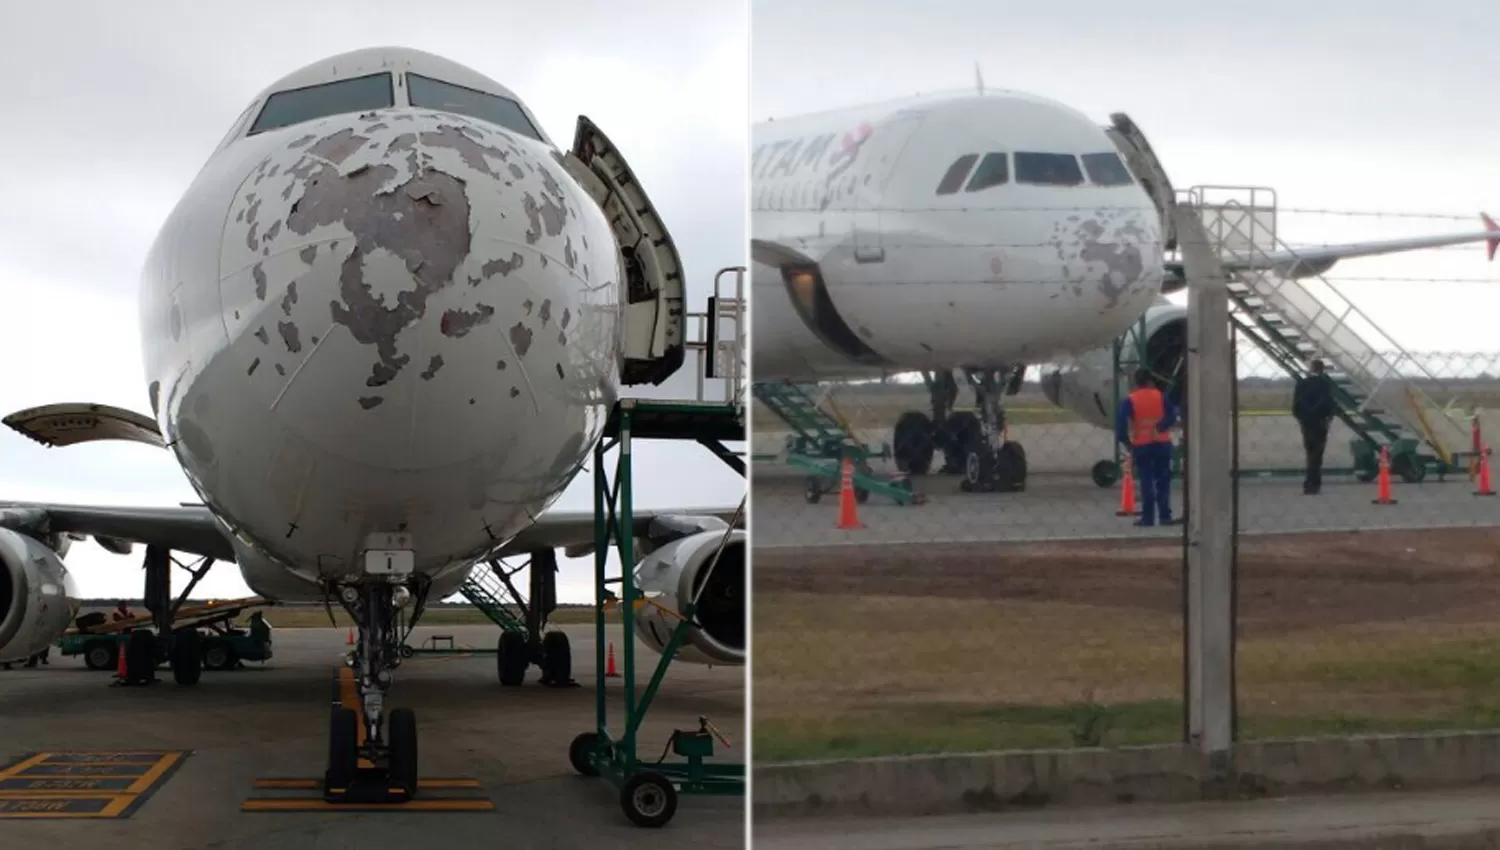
[0, 750, 189, 819]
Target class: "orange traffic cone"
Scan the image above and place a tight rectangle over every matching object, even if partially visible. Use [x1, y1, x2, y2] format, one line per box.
[1476, 446, 1495, 497]
[1372, 446, 1398, 505]
[835, 456, 865, 530]
[605, 641, 619, 678]
[115, 644, 127, 681]
[347, 627, 354, 646]
[1115, 461, 1137, 517]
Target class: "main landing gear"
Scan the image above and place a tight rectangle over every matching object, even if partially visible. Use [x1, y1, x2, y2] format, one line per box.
[324, 579, 420, 803]
[488, 550, 577, 689]
[113, 546, 216, 688]
[891, 367, 1028, 493]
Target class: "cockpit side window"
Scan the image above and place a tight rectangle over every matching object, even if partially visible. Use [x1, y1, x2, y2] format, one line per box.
[1014, 152, 1085, 187]
[407, 73, 543, 142]
[1081, 152, 1135, 187]
[247, 73, 394, 136]
[964, 153, 1009, 192]
[935, 154, 979, 196]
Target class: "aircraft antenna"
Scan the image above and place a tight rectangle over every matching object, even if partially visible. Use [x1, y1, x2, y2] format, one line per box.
[974, 61, 984, 95]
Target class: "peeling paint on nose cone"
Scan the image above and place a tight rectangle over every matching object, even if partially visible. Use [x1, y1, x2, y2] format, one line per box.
[210, 107, 620, 552]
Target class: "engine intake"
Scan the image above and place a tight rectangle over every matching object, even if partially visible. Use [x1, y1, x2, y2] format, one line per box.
[0, 527, 80, 663]
[1042, 302, 1188, 431]
[632, 527, 745, 666]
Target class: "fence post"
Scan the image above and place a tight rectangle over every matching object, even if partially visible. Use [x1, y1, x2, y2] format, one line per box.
[1174, 203, 1236, 778]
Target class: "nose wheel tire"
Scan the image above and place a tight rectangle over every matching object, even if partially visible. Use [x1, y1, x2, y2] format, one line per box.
[620, 770, 678, 828]
[387, 708, 419, 797]
[326, 706, 359, 791]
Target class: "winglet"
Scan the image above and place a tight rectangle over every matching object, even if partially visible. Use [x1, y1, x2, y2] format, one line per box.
[1483, 212, 1498, 261]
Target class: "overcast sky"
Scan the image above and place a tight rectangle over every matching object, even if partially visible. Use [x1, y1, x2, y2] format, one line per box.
[753, 0, 1500, 364]
[0, 0, 747, 603]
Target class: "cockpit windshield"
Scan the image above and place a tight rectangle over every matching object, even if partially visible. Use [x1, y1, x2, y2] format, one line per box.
[1081, 152, 1135, 187]
[247, 73, 394, 136]
[407, 73, 543, 142]
[1014, 152, 1084, 187]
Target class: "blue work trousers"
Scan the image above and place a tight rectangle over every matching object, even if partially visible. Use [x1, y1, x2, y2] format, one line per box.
[1131, 442, 1174, 525]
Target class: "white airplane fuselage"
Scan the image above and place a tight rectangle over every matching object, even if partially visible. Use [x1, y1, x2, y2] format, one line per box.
[140, 51, 621, 603]
[752, 91, 1166, 380]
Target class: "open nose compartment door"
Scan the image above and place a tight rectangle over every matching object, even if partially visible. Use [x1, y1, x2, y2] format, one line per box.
[562, 116, 686, 387]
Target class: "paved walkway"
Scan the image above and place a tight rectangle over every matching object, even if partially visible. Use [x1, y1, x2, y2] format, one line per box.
[754, 788, 1500, 848]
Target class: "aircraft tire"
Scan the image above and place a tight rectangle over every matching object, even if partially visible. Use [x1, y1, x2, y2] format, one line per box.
[620, 770, 678, 828]
[893, 412, 934, 475]
[992, 441, 1028, 492]
[124, 629, 154, 683]
[170, 629, 202, 686]
[387, 708, 418, 797]
[326, 707, 359, 790]
[497, 631, 528, 686]
[942, 412, 982, 474]
[541, 630, 571, 685]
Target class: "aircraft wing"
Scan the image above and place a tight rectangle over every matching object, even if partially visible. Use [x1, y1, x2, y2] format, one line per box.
[1163, 213, 1500, 290]
[495, 506, 746, 559]
[0, 502, 233, 561]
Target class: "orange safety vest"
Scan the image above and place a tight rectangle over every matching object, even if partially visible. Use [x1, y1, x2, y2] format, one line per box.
[1128, 388, 1173, 446]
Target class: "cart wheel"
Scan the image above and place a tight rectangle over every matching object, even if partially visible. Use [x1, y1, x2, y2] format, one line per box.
[84, 641, 116, 671]
[202, 643, 236, 671]
[568, 732, 600, 777]
[399, 643, 415, 659]
[803, 477, 822, 504]
[1393, 452, 1426, 484]
[854, 486, 869, 504]
[620, 770, 677, 828]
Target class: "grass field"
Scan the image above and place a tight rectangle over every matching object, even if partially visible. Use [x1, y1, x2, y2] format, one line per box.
[753, 528, 1500, 763]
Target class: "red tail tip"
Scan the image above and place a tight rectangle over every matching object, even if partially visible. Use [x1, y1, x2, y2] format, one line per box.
[1482, 212, 1498, 261]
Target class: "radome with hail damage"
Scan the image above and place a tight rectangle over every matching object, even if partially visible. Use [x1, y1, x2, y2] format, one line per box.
[0, 46, 743, 798]
[751, 90, 1500, 488]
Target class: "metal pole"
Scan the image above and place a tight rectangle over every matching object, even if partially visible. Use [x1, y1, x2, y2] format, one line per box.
[619, 405, 638, 761]
[1174, 203, 1235, 776]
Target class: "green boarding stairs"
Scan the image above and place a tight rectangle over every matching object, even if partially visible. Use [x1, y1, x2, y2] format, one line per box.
[1190, 186, 1474, 481]
[752, 380, 920, 506]
[456, 562, 529, 636]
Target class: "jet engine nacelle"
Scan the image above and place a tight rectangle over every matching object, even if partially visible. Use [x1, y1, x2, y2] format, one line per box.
[0, 527, 80, 663]
[1040, 301, 1188, 431]
[631, 525, 745, 667]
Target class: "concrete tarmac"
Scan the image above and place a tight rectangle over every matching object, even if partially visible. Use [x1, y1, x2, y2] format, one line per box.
[753, 470, 1499, 549]
[0, 625, 745, 850]
[753, 787, 1500, 849]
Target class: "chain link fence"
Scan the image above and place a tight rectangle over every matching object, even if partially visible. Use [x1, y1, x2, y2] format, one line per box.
[753, 345, 1500, 761]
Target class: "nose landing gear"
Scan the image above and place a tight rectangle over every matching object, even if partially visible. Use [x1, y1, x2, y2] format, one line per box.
[322, 578, 421, 804]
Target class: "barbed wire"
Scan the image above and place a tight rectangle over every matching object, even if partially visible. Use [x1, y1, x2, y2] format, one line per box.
[749, 203, 1499, 219]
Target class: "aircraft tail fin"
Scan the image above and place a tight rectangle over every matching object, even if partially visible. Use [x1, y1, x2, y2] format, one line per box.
[1482, 212, 1498, 261]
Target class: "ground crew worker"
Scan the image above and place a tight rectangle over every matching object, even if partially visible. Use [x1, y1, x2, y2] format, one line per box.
[1292, 359, 1337, 495]
[1115, 369, 1179, 527]
[111, 600, 133, 622]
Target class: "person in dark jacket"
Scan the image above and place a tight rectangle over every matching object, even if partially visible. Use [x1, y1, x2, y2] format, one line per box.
[1292, 359, 1337, 494]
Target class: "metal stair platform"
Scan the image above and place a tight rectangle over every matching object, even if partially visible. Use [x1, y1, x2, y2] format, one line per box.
[1188, 186, 1476, 480]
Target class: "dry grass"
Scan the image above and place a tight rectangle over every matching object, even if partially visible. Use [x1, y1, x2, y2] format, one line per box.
[754, 590, 1500, 762]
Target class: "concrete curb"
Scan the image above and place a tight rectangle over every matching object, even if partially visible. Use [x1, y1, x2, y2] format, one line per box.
[753, 731, 1500, 820]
